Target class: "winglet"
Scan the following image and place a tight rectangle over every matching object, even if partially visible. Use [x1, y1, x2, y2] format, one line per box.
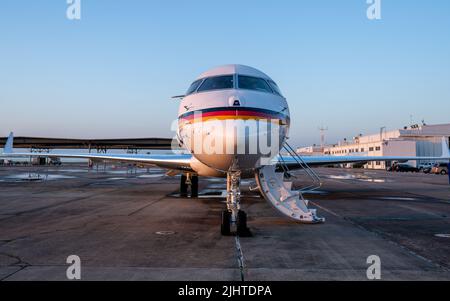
[4, 132, 14, 154]
[441, 136, 450, 159]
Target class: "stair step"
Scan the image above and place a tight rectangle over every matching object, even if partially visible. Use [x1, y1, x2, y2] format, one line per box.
[275, 172, 284, 182]
[283, 181, 293, 190]
[255, 165, 324, 224]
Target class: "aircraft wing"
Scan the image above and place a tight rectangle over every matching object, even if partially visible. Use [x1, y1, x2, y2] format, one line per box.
[279, 137, 450, 168]
[1, 133, 193, 171]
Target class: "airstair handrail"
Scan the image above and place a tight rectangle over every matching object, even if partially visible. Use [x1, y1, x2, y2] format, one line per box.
[281, 142, 323, 191]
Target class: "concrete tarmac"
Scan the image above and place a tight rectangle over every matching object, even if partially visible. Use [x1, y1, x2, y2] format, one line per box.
[0, 165, 449, 281]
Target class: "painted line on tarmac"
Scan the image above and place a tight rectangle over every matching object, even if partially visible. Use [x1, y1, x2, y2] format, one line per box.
[309, 201, 341, 218]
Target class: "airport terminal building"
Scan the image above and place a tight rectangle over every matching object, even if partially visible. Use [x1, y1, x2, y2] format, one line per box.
[304, 123, 450, 169]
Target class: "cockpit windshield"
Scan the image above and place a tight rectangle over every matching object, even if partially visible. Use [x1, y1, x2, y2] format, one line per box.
[186, 74, 283, 96]
[197, 75, 234, 92]
[267, 80, 283, 96]
[238, 75, 273, 93]
[186, 79, 203, 95]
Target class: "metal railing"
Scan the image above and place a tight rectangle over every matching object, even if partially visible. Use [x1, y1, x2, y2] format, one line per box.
[280, 142, 323, 192]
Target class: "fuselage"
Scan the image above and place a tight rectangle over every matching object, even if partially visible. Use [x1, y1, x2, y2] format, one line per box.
[177, 65, 290, 177]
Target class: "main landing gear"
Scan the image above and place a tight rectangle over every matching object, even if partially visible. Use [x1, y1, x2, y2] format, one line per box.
[221, 171, 251, 237]
[180, 173, 198, 198]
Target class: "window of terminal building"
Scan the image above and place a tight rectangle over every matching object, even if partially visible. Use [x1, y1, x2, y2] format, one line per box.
[369, 147, 374, 151]
[376, 161, 381, 165]
[361, 148, 364, 152]
[375, 146, 381, 151]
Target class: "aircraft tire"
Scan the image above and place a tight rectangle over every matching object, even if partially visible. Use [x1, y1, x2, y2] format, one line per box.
[180, 174, 188, 197]
[236, 210, 251, 237]
[191, 175, 199, 197]
[221, 210, 231, 236]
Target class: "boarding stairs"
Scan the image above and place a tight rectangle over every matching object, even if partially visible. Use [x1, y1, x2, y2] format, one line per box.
[254, 142, 325, 223]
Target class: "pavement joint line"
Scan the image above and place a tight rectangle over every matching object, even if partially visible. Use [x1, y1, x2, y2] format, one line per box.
[309, 200, 450, 272]
[348, 220, 450, 272]
[0, 251, 32, 281]
[127, 196, 167, 216]
[0, 265, 29, 281]
[0, 251, 30, 266]
[234, 235, 246, 282]
[2, 195, 94, 219]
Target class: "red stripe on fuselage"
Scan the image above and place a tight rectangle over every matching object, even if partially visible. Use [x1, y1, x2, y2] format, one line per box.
[181, 109, 274, 121]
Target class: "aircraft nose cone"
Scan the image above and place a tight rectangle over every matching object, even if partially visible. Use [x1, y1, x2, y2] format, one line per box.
[185, 118, 284, 172]
[228, 96, 244, 107]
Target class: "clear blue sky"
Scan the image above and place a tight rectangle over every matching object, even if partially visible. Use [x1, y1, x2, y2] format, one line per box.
[1, 0, 449, 147]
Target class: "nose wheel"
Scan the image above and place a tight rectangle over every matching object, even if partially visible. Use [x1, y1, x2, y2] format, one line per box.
[221, 171, 252, 237]
[221, 210, 231, 236]
[221, 210, 251, 237]
[236, 210, 251, 237]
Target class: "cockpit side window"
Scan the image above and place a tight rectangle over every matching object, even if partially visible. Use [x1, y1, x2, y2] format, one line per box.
[197, 75, 234, 92]
[268, 80, 283, 96]
[186, 79, 203, 95]
[238, 75, 273, 94]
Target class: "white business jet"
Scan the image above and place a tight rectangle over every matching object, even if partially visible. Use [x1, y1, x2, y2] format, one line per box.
[2, 65, 450, 236]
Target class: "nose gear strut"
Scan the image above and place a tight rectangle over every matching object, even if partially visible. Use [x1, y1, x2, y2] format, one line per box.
[221, 171, 251, 236]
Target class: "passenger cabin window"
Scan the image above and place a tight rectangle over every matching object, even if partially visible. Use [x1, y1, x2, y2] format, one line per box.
[238, 75, 273, 93]
[197, 75, 234, 92]
[186, 79, 203, 95]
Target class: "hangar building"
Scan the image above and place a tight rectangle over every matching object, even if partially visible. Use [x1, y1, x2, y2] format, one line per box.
[302, 123, 450, 169]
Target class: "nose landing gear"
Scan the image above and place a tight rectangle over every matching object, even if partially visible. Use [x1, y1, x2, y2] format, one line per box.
[221, 171, 251, 237]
